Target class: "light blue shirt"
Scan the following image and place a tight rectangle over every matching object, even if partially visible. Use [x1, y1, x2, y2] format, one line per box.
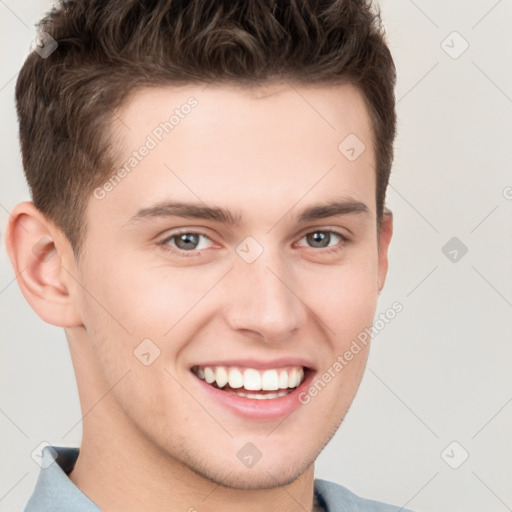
[24, 445, 414, 512]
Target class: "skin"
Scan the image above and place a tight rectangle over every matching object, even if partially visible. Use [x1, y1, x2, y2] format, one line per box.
[7, 82, 393, 512]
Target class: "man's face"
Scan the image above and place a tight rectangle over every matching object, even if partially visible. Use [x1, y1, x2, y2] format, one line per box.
[70, 82, 391, 488]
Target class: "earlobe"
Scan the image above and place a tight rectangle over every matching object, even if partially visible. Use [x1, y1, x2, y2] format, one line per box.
[377, 209, 393, 294]
[5, 202, 83, 328]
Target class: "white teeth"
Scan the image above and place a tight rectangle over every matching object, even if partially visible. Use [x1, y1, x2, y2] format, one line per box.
[215, 366, 229, 388]
[261, 369, 279, 390]
[286, 368, 304, 388]
[226, 389, 291, 399]
[278, 370, 289, 389]
[228, 368, 244, 389]
[204, 367, 215, 384]
[193, 365, 306, 395]
[289, 367, 299, 388]
[243, 369, 261, 391]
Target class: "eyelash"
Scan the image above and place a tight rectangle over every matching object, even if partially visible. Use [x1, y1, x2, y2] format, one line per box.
[158, 229, 350, 258]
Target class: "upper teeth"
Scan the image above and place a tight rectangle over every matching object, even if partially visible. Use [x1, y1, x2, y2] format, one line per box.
[193, 366, 305, 391]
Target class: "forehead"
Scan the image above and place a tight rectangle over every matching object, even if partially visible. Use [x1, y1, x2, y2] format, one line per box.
[92, 81, 376, 227]
[115, 81, 373, 144]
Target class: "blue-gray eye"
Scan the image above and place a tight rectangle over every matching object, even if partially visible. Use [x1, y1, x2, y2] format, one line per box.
[163, 232, 212, 251]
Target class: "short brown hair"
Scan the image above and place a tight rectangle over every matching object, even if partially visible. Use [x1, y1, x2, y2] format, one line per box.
[16, 0, 396, 257]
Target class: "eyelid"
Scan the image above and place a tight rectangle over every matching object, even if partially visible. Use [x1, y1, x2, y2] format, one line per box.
[294, 225, 351, 241]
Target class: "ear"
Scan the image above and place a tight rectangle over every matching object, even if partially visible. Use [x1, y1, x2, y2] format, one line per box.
[5, 201, 82, 327]
[377, 208, 393, 294]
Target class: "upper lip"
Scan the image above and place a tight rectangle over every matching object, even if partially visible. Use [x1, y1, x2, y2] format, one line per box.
[190, 357, 315, 371]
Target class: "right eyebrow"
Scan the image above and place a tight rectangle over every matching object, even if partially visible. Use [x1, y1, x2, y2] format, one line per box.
[127, 202, 241, 225]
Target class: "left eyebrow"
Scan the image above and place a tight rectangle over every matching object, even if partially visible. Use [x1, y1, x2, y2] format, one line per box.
[125, 197, 370, 226]
[297, 199, 370, 222]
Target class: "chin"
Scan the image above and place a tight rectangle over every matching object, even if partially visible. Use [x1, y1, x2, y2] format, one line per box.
[209, 466, 307, 491]
[182, 452, 314, 491]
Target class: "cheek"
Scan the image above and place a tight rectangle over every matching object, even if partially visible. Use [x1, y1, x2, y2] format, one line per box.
[302, 251, 379, 338]
[83, 252, 203, 334]
[75, 262, 191, 416]
[77, 254, 218, 379]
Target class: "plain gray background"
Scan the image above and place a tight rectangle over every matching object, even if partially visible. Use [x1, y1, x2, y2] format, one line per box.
[1, 1, 511, 511]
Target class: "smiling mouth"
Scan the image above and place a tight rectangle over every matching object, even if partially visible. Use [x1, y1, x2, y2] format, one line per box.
[191, 365, 306, 400]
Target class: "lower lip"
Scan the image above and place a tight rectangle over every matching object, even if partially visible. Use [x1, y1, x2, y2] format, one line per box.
[192, 369, 316, 421]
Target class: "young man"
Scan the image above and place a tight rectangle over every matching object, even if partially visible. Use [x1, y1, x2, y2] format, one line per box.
[7, 0, 410, 510]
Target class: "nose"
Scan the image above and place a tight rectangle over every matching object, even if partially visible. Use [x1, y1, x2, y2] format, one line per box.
[223, 247, 307, 343]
